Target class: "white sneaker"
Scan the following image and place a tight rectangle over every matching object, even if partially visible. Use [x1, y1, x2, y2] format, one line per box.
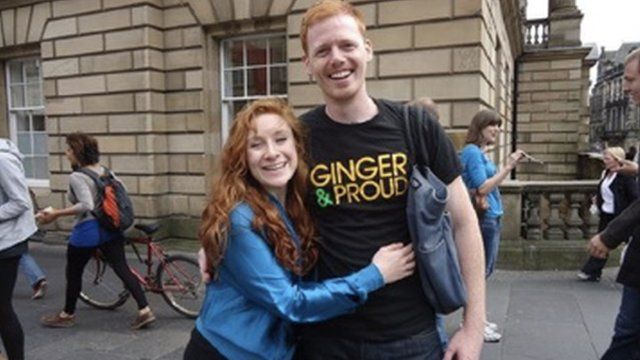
[485, 320, 498, 331]
[484, 324, 502, 343]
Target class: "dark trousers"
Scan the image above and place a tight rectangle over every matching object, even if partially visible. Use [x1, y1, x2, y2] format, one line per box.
[296, 327, 443, 360]
[0, 256, 24, 360]
[183, 328, 227, 360]
[581, 213, 615, 278]
[65, 238, 148, 314]
[601, 286, 640, 360]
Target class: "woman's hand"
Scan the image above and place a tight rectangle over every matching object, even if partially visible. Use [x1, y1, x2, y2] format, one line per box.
[35, 207, 58, 225]
[506, 149, 526, 169]
[371, 243, 415, 284]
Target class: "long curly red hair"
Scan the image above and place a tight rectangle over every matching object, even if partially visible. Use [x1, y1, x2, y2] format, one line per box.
[199, 98, 317, 277]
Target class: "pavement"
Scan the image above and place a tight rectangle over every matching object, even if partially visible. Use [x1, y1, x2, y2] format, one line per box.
[3, 242, 623, 360]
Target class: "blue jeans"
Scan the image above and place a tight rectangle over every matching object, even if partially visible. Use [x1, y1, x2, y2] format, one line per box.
[480, 216, 502, 278]
[601, 286, 640, 360]
[297, 327, 443, 359]
[435, 314, 448, 350]
[19, 253, 45, 288]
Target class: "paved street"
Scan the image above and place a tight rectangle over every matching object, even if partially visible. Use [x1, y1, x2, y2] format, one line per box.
[3, 242, 623, 360]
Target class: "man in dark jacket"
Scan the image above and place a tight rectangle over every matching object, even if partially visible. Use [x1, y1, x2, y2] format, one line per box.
[589, 47, 640, 360]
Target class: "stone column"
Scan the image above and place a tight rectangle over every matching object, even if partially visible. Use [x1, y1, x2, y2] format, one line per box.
[547, 0, 582, 47]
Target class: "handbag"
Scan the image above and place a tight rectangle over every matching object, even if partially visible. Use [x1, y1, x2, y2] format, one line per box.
[402, 105, 467, 315]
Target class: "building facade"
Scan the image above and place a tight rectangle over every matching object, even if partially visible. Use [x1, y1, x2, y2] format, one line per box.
[0, 0, 592, 239]
[590, 42, 640, 151]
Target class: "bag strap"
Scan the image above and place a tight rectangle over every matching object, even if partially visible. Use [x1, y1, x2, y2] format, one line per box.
[402, 105, 430, 169]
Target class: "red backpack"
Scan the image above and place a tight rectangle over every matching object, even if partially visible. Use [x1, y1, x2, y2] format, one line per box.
[76, 168, 135, 232]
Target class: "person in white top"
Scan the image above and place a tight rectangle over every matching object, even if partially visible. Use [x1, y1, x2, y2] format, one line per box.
[578, 147, 639, 281]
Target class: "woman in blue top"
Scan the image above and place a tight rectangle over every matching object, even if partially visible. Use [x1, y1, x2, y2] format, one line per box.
[184, 99, 415, 360]
[459, 109, 524, 343]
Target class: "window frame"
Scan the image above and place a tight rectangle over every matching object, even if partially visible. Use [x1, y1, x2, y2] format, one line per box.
[219, 33, 288, 142]
[5, 57, 49, 187]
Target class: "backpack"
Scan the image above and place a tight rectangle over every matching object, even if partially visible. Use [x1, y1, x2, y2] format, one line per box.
[76, 167, 134, 232]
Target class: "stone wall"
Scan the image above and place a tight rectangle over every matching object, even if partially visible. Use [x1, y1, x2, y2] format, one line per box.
[516, 48, 592, 180]
[0, 0, 524, 240]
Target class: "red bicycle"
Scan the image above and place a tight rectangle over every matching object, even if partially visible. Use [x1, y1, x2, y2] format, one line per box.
[79, 223, 204, 318]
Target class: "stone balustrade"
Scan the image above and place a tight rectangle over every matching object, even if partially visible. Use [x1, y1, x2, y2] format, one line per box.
[497, 180, 617, 270]
[524, 18, 549, 49]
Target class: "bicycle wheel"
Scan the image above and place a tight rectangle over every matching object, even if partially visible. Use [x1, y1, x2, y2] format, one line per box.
[79, 255, 130, 310]
[157, 255, 205, 318]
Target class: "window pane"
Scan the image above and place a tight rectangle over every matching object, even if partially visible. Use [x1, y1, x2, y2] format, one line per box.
[34, 156, 49, 179]
[32, 114, 45, 131]
[270, 66, 287, 95]
[33, 133, 48, 155]
[26, 83, 43, 107]
[247, 67, 267, 96]
[269, 37, 286, 64]
[25, 60, 40, 83]
[9, 62, 23, 84]
[233, 101, 248, 117]
[10, 85, 25, 108]
[17, 133, 32, 154]
[223, 40, 244, 68]
[246, 39, 267, 66]
[16, 113, 30, 131]
[224, 70, 244, 97]
[22, 157, 35, 178]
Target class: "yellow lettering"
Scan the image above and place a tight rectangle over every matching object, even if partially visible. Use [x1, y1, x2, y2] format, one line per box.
[346, 183, 360, 203]
[395, 176, 409, 196]
[335, 160, 356, 184]
[360, 180, 380, 202]
[393, 153, 408, 176]
[334, 185, 347, 205]
[310, 164, 332, 187]
[377, 154, 393, 178]
[355, 156, 377, 180]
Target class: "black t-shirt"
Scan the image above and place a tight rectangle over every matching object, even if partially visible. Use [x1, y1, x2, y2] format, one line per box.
[299, 98, 461, 341]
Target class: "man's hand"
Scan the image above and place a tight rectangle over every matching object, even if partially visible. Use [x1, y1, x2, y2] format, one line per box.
[588, 233, 610, 259]
[197, 248, 211, 284]
[611, 159, 638, 176]
[444, 323, 483, 360]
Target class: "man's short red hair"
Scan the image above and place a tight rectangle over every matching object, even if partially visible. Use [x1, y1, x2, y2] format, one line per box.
[300, 0, 367, 55]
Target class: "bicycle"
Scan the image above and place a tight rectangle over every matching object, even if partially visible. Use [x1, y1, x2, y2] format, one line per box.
[79, 223, 205, 319]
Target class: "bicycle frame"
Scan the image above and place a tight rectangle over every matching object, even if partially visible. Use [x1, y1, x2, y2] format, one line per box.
[126, 235, 199, 295]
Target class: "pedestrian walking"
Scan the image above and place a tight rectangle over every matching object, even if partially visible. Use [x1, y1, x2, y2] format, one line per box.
[38, 132, 155, 330]
[0, 138, 38, 360]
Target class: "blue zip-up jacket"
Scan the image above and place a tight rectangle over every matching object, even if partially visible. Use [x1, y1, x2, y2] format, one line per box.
[196, 198, 384, 360]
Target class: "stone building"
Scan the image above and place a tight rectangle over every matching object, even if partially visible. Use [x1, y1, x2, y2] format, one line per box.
[590, 42, 640, 151]
[0, 0, 593, 240]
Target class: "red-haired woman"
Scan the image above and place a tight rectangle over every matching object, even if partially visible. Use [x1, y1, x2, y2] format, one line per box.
[184, 99, 415, 360]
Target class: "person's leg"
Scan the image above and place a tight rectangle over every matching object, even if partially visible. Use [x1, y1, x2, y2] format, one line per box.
[19, 252, 45, 287]
[601, 286, 640, 360]
[296, 334, 361, 359]
[99, 238, 154, 329]
[0, 256, 24, 360]
[480, 216, 501, 278]
[579, 256, 607, 280]
[63, 245, 94, 315]
[183, 328, 227, 360]
[99, 239, 148, 310]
